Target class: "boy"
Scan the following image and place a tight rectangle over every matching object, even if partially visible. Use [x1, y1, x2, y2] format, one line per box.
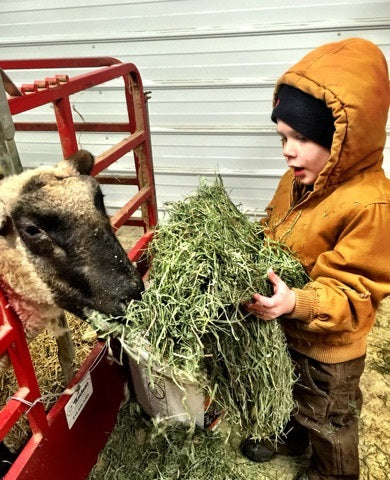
[241, 37, 390, 480]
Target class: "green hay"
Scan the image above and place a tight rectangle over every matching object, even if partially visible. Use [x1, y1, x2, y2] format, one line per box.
[90, 177, 309, 440]
[88, 401, 304, 480]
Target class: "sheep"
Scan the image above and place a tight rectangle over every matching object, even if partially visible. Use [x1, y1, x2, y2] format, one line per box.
[0, 148, 144, 359]
[0, 148, 146, 476]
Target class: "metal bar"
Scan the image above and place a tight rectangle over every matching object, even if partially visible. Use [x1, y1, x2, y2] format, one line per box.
[91, 130, 145, 175]
[0, 57, 122, 70]
[53, 96, 78, 158]
[14, 122, 131, 132]
[0, 291, 49, 437]
[127, 81, 158, 229]
[96, 175, 138, 185]
[122, 217, 145, 227]
[8, 63, 141, 115]
[0, 387, 30, 438]
[128, 230, 154, 263]
[110, 186, 152, 231]
[0, 325, 16, 352]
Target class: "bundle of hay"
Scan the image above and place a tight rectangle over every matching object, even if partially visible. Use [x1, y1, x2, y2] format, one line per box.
[90, 178, 309, 440]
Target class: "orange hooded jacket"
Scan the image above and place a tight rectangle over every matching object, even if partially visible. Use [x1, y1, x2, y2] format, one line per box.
[264, 37, 390, 363]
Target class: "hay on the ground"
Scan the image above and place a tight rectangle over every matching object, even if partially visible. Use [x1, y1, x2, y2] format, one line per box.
[88, 400, 307, 480]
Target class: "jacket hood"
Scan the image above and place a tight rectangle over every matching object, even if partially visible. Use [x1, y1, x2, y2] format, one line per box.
[274, 37, 389, 189]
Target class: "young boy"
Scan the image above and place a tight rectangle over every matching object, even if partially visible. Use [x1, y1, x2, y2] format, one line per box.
[241, 37, 390, 480]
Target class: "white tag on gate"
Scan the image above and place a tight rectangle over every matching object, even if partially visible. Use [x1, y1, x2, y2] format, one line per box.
[65, 372, 93, 429]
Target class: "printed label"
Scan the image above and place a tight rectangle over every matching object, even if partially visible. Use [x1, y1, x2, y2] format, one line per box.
[65, 372, 93, 429]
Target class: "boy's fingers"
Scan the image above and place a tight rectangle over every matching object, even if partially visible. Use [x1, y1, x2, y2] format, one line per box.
[267, 267, 281, 285]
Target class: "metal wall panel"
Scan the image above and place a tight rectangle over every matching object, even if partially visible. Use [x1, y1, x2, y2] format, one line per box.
[1, 0, 389, 217]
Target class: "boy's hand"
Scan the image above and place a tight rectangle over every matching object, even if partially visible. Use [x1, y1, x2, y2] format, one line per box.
[244, 268, 296, 320]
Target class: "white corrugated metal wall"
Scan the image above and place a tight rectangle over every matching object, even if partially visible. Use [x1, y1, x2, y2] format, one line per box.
[1, 0, 389, 218]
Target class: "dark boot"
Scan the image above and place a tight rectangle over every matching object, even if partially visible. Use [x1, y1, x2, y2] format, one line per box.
[240, 438, 275, 462]
[240, 428, 310, 463]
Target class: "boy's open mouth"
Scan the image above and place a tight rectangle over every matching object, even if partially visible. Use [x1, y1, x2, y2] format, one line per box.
[293, 167, 305, 175]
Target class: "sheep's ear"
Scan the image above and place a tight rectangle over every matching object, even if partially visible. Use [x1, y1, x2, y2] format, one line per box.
[57, 150, 95, 176]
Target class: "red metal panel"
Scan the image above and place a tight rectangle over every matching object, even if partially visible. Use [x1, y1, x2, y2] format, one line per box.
[0, 291, 49, 438]
[0, 388, 31, 438]
[0, 56, 158, 233]
[0, 57, 157, 478]
[5, 343, 127, 480]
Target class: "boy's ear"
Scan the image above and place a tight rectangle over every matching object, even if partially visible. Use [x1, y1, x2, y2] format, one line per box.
[57, 150, 95, 176]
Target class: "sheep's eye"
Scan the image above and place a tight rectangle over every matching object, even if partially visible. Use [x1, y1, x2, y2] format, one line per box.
[24, 225, 42, 236]
[18, 223, 53, 255]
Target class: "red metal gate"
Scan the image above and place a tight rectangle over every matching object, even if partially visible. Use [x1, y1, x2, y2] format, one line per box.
[0, 58, 157, 479]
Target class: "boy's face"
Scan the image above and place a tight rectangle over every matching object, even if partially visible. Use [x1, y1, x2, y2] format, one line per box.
[276, 120, 330, 186]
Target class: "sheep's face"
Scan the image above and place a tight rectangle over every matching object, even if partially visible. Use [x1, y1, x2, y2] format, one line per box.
[0, 150, 144, 320]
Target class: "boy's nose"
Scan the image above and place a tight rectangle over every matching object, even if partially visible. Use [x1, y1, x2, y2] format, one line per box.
[283, 141, 296, 159]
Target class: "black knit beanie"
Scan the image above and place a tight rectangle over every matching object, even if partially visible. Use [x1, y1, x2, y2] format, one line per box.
[271, 84, 335, 150]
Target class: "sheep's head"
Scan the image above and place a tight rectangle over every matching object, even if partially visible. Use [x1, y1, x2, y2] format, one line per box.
[0, 150, 144, 324]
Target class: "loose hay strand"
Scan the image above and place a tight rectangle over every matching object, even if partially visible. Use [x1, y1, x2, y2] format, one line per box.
[90, 177, 309, 440]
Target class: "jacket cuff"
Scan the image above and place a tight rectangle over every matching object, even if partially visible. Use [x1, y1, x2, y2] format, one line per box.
[285, 288, 317, 323]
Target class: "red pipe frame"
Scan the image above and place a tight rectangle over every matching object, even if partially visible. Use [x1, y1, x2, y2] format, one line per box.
[0, 57, 158, 478]
[4, 57, 158, 232]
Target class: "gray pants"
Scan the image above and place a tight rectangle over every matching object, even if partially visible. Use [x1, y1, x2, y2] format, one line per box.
[283, 350, 365, 480]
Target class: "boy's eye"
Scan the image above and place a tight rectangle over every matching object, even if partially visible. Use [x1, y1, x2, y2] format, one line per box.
[296, 135, 308, 142]
[280, 137, 287, 145]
